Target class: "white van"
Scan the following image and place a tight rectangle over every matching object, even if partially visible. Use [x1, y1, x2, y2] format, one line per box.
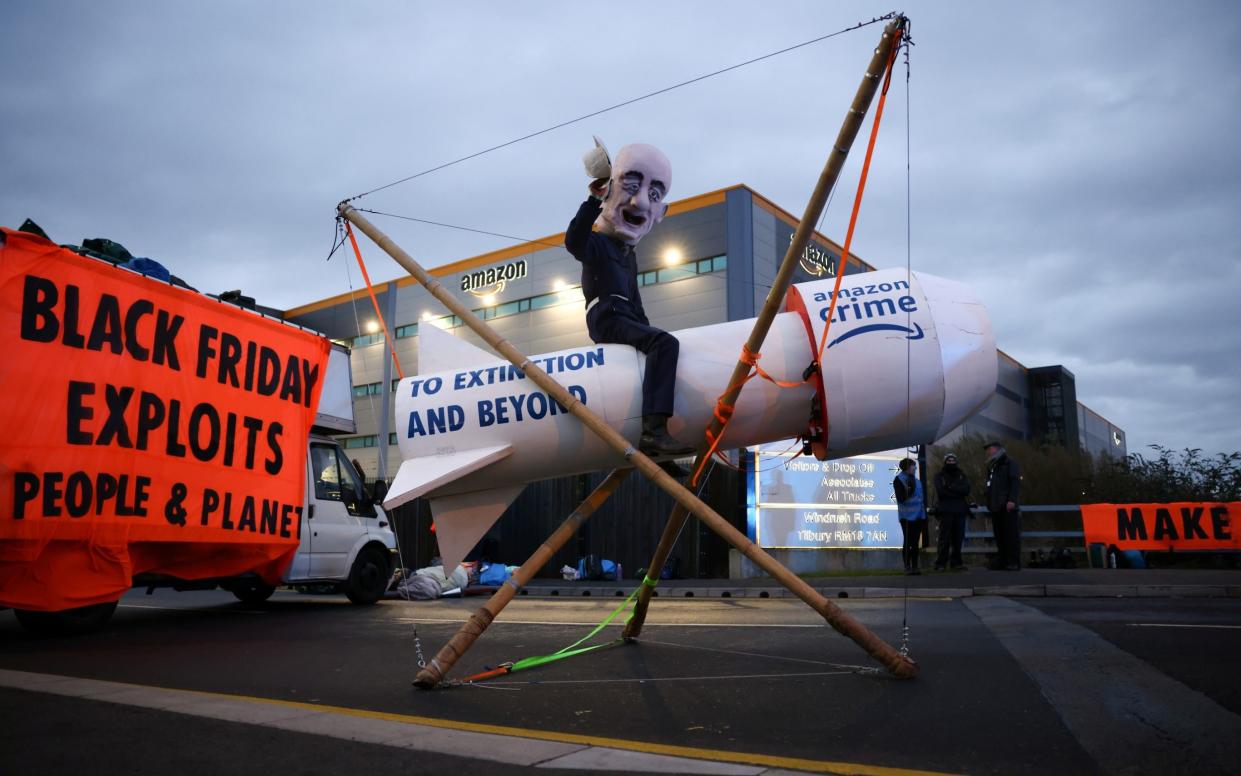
[221, 432, 398, 606]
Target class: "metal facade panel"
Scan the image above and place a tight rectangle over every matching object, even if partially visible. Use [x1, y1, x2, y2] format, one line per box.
[997, 356, 1028, 397]
[726, 188, 756, 320]
[640, 205, 727, 272]
[641, 275, 728, 330]
[750, 205, 777, 316]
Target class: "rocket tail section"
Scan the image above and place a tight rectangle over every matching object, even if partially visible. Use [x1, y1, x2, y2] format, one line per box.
[429, 485, 525, 576]
[383, 444, 514, 511]
[416, 319, 496, 373]
[383, 443, 521, 576]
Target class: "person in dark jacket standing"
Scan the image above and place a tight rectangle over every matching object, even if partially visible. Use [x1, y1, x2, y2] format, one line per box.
[893, 458, 927, 575]
[932, 452, 971, 571]
[566, 138, 693, 458]
[983, 441, 1022, 570]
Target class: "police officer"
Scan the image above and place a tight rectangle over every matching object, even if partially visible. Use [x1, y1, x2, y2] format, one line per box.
[983, 441, 1022, 570]
[565, 140, 693, 458]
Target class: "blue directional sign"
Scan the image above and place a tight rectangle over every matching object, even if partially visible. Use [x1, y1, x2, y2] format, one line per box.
[749, 446, 908, 549]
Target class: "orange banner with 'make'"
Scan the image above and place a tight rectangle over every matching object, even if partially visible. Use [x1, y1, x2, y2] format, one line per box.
[1080, 502, 1239, 551]
[0, 228, 329, 611]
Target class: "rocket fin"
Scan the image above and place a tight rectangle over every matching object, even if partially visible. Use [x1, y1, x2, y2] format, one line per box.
[382, 444, 513, 511]
[429, 485, 525, 576]
[418, 320, 496, 373]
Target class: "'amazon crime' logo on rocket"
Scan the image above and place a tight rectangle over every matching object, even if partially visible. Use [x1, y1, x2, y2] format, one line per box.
[460, 259, 528, 297]
[814, 281, 924, 348]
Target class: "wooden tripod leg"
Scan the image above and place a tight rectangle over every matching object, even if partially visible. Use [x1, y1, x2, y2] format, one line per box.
[413, 468, 632, 689]
[622, 502, 688, 639]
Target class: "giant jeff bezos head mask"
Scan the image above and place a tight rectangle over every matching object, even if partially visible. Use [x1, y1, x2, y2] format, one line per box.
[596, 143, 671, 246]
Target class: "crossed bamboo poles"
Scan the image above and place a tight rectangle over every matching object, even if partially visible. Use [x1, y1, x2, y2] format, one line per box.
[339, 17, 915, 687]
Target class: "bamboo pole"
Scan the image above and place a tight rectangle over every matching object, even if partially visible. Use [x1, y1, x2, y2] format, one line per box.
[339, 200, 916, 679]
[621, 501, 690, 638]
[623, 17, 907, 641]
[412, 469, 632, 689]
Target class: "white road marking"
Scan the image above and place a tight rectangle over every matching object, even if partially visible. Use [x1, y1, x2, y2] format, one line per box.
[483, 670, 855, 686]
[394, 618, 824, 628]
[118, 604, 265, 615]
[1126, 623, 1241, 630]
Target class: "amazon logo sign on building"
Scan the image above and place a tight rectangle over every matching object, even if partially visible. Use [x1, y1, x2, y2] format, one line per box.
[460, 259, 527, 297]
[787, 233, 839, 278]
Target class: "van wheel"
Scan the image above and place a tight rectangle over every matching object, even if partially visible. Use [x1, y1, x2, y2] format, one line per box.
[14, 601, 118, 635]
[344, 547, 390, 605]
[231, 582, 276, 605]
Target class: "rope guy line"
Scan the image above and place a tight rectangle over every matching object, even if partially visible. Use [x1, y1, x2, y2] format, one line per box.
[355, 208, 566, 251]
[343, 13, 899, 204]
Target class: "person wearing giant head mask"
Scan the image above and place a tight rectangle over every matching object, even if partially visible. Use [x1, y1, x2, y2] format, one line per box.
[565, 137, 694, 458]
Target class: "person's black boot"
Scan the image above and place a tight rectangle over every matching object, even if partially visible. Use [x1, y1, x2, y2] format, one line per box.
[639, 414, 695, 458]
[658, 460, 690, 479]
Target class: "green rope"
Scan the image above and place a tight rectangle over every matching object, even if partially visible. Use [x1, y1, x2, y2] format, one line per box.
[509, 584, 643, 673]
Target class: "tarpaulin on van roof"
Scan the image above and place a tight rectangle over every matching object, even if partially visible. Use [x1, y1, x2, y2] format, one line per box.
[0, 228, 329, 611]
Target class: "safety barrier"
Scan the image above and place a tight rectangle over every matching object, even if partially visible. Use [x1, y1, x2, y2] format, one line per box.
[959, 505, 1086, 563]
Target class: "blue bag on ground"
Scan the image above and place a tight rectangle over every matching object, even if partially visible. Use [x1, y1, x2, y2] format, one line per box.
[575, 555, 620, 581]
[478, 563, 510, 586]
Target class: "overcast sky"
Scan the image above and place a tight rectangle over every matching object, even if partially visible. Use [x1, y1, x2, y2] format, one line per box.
[4, 1, 1238, 459]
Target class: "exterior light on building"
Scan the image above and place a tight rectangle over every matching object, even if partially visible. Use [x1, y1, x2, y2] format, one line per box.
[481, 294, 496, 306]
[552, 278, 567, 291]
[365, 320, 380, 334]
[663, 247, 684, 266]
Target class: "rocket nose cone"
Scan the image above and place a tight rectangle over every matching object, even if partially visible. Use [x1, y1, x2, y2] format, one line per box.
[916, 272, 998, 438]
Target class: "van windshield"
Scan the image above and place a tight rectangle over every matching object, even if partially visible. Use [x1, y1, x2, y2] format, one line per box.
[311, 442, 373, 517]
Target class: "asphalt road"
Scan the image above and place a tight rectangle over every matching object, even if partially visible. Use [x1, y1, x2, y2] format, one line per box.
[2, 587, 1239, 775]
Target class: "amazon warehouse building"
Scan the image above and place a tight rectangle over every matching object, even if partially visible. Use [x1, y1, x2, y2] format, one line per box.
[284, 185, 1126, 577]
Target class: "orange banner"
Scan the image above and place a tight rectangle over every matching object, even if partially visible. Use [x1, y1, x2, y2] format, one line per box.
[0, 228, 329, 610]
[1080, 502, 1240, 551]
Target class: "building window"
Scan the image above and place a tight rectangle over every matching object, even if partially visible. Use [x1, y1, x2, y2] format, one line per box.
[422, 315, 462, 331]
[350, 331, 384, 348]
[530, 293, 562, 310]
[343, 435, 379, 449]
[351, 382, 384, 398]
[657, 265, 696, 284]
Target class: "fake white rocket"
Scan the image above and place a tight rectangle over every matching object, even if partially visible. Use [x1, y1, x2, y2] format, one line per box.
[384, 267, 996, 572]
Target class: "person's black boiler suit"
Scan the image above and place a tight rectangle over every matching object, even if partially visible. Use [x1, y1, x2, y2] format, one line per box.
[565, 197, 678, 418]
[986, 452, 1022, 569]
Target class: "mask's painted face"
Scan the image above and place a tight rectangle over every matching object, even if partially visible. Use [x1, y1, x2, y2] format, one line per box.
[597, 144, 671, 245]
